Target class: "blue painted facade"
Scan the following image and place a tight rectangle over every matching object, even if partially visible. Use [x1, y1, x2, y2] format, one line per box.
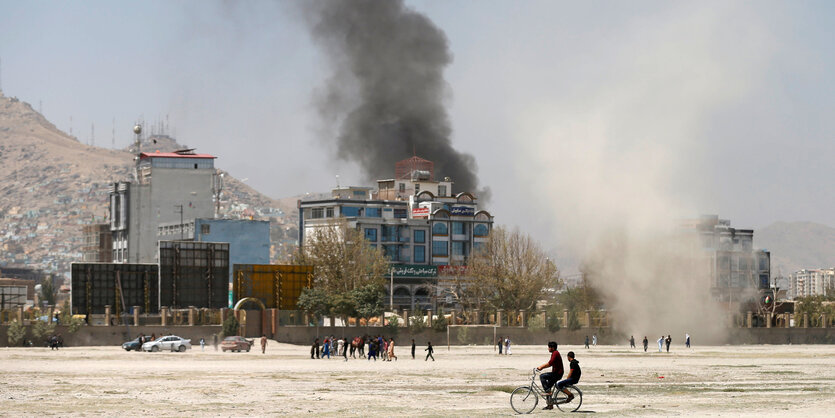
[193, 219, 270, 283]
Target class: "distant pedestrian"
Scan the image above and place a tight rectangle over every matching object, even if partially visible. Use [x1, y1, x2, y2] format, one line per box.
[642, 336, 648, 352]
[322, 337, 331, 359]
[260, 335, 267, 354]
[387, 338, 397, 361]
[505, 337, 512, 355]
[498, 337, 503, 355]
[665, 335, 671, 352]
[213, 334, 218, 351]
[200, 337, 205, 351]
[629, 335, 635, 348]
[657, 336, 664, 352]
[342, 337, 348, 361]
[411, 339, 416, 359]
[425, 341, 435, 361]
[584, 336, 589, 349]
[685, 333, 691, 348]
[592, 335, 597, 346]
[311, 338, 320, 359]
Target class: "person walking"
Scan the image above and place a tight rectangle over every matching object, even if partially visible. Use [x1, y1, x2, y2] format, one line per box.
[642, 336, 648, 352]
[629, 335, 635, 349]
[665, 335, 671, 352]
[584, 336, 589, 349]
[497, 336, 503, 355]
[342, 337, 349, 361]
[505, 337, 512, 355]
[592, 334, 597, 346]
[425, 341, 435, 361]
[657, 336, 664, 352]
[411, 339, 416, 359]
[260, 335, 267, 354]
[200, 337, 205, 351]
[685, 333, 691, 348]
[213, 334, 218, 351]
[311, 338, 320, 359]
[387, 338, 397, 361]
[322, 337, 331, 359]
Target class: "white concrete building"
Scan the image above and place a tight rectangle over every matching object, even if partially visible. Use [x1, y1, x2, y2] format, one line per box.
[788, 269, 835, 299]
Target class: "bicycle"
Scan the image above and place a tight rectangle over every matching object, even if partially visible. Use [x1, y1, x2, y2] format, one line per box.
[510, 369, 583, 413]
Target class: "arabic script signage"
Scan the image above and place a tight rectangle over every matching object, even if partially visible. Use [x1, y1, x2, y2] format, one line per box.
[412, 207, 430, 218]
[390, 264, 438, 278]
[450, 206, 475, 216]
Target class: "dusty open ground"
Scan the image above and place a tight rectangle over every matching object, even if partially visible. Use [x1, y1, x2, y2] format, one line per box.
[1, 342, 833, 416]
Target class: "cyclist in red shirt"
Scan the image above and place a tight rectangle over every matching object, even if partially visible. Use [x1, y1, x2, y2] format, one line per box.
[535, 341, 564, 410]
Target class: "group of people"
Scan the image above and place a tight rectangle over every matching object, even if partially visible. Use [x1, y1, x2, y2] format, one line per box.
[583, 335, 598, 348]
[310, 336, 436, 361]
[496, 336, 512, 355]
[631, 333, 691, 352]
[535, 341, 581, 410]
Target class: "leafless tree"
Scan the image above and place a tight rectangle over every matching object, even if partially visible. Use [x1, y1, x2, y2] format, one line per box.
[294, 219, 390, 295]
[466, 226, 561, 311]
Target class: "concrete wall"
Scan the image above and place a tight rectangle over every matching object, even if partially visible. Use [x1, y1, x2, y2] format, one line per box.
[2, 325, 833, 347]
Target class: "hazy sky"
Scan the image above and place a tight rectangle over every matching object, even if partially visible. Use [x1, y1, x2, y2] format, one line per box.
[2, 0, 834, 261]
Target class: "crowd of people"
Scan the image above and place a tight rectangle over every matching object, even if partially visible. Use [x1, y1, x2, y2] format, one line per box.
[310, 336, 435, 361]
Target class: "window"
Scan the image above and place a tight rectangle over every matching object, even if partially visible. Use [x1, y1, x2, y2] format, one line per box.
[366, 207, 381, 217]
[439, 185, 447, 196]
[415, 183, 420, 193]
[452, 241, 465, 256]
[381, 225, 397, 242]
[414, 230, 425, 243]
[364, 228, 377, 242]
[452, 222, 464, 235]
[414, 246, 426, 263]
[201, 224, 210, 234]
[393, 208, 407, 219]
[432, 241, 448, 256]
[326, 207, 334, 218]
[473, 224, 488, 237]
[473, 241, 485, 253]
[342, 206, 361, 217]
[311, 208, 324, 219]
[399, 183, 406, 192]
[432, 222, 448, 235]
[353, 190, 366, 197]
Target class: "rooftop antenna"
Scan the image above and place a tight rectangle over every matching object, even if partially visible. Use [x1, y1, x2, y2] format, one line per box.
[133, 123, 142, 182]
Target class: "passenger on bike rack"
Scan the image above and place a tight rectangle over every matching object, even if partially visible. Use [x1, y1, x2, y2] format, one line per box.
[555, 351, 581, 404]
[535, 341, 564, 410]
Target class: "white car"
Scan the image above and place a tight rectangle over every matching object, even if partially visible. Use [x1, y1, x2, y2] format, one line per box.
[142, 335, 192, 352]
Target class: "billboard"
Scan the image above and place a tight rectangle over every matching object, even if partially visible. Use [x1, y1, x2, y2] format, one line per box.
[71, 263, 159, 315]
[233, 264, 314, 310]
[159, 241, 229, 309]
[412, 207, 430, 218]
[390, 264, 438, 278]
[450, 206, 475, 216]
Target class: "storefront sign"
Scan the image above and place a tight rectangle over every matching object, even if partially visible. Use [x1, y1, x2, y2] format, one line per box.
[450, 206, 474, 216]
[390, 264, 438, 278]
[412, 207, 430, 218]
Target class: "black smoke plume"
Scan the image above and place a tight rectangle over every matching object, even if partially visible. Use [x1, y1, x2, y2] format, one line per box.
[302, 0, 486, 198]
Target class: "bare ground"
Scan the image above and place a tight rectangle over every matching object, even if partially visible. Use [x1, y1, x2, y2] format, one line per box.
[1, 342, 833, 416]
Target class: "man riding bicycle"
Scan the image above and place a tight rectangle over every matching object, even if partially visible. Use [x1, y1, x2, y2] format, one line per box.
[555, 351, 581, 403]
[535, 341, 563, 410]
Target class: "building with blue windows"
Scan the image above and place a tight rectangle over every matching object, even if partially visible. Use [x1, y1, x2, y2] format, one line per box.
[298, 157, 493, 310]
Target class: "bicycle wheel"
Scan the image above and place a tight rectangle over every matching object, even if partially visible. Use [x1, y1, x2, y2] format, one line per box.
[555, 385, 583, 412]
[510, 386, 538, 414]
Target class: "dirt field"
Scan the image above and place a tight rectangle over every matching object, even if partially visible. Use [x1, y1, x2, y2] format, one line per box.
[1, 342, 833, 416]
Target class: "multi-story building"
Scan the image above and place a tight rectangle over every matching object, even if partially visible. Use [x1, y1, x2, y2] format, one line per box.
[299, 156, 493, 310]
[683, 215, 771, 305]
[788, 269, 835, 299]
[109, 149, 217, 263]
[81, 224, 112, 262]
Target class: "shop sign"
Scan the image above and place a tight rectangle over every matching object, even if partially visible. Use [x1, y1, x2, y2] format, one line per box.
[390, 264, 437, 278]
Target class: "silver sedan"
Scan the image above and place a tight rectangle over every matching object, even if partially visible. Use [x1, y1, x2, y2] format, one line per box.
[141, 335, 192, 352]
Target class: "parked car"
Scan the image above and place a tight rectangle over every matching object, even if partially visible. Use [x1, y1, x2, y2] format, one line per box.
[142, 335, 192, 352]
[122, 337, 143, 351]
[221, 336, 254, 352]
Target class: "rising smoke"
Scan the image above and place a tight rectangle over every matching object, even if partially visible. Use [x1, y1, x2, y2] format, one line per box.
[301, 0, 486, 198]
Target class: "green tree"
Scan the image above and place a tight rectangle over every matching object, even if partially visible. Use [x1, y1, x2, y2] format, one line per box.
[40, 279, 56, 306]
[221, 314, 240, 337]
[7, 320, 26, 346]
[297, 287, 332, 324]
[432, 309, 448, 332]
[59, 300, 84, 333]
[545, 305, 562, 332]
[467, 226, 561, 311]
[352, 284, 386, 322]
[32, 320, 56, 344]
[409, 310, 427, 333]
